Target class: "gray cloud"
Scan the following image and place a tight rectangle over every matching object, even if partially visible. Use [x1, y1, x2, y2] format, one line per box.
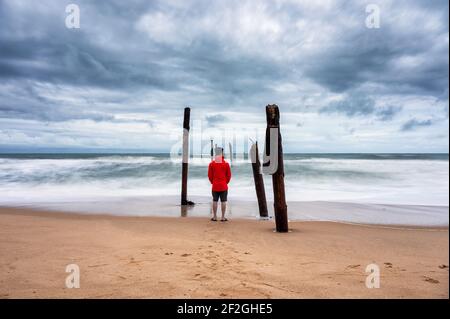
[0, 0, 448, 152]
[301, 1, 449, 97]
[401, 119, 434, 131]
[321, 94, 375, 117]
[321, 94, 403, 122]
[376, 106, 402, 121]
[205, 114, 228, 127]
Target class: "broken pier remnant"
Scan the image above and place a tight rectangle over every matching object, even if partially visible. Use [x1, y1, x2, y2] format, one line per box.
[264, 104, 288, 232]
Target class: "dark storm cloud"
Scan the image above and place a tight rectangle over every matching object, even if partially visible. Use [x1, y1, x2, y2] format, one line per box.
[0, 1, 448, 95]
[401, 118, 434, 131]
[296, 0, 449, 100]
[0, 38, 178, 91]
[0, 90, 122, 123]
[0, 1, 184, 91]
[303, 30, 448, 96]
[181, 43, 286, 100]
[1, 0, 448, 108]
[321, 93, 402, 121]
[0, 81, 155, 125]
[376, 106, 402, 121]
[0, 0, 448, 151]
[321, 94, 375, 117]
[0, 0, 291, 122]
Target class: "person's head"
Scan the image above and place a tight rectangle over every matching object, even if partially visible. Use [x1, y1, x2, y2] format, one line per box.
[214, 147, 224, 162]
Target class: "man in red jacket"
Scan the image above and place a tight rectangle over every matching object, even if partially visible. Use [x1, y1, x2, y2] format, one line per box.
[208, 148, 231, 222]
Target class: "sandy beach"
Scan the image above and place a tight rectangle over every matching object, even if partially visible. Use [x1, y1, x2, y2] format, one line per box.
[0, 206, 448, 299]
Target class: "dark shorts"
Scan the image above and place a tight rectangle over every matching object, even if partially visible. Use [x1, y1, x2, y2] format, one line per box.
[212, 190, 228, 202]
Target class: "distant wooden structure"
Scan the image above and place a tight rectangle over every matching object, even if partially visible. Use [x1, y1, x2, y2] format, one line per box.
[210, 139, 214, 161]
[228, 142, 233, 166]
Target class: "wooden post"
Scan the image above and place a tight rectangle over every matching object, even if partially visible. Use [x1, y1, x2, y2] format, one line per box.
[250, 142, 268, 218]
[210, 139, 213, 161]
[181, 107, 190, 205]
[264, 104, 288, 232]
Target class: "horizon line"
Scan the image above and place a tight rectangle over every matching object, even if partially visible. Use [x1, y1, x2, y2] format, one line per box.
[0, 151, 448, 155]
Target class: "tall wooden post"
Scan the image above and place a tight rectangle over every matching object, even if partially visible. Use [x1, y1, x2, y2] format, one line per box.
[250, 142, 268, 218]
[264, 104, 288, 232]
[181, 107, 190, 205]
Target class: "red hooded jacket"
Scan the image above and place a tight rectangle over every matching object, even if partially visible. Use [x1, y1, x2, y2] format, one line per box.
[208, 157, 231, 192]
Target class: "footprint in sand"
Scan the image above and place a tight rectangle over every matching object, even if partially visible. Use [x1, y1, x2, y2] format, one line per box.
[438, 264, 448, 269]
[423, 276, 439, 284]
[181, 253, 191, 257]
[384, 262, 393, 268]
[88, 263, 109, 268]
[128, 258, 140, 264]
[193, 273, 209, 280]
[347, 264, 361, 269]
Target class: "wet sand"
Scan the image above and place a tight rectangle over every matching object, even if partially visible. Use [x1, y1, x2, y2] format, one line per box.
[0, 207, 448, 298]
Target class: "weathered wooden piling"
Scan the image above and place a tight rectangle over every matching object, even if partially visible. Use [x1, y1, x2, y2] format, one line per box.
[250, 142, 268, 218]
[264, 104, 288, 232]
[181, 107, 190, 205]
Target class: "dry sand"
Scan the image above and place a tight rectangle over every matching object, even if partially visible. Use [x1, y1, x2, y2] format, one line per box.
[0, 207, 448, 298]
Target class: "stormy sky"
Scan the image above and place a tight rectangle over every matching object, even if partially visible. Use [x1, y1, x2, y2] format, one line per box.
[0, 0, 448, 153]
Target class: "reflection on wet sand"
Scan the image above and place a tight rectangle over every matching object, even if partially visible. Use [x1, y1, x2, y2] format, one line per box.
[180, 204, 195, 217]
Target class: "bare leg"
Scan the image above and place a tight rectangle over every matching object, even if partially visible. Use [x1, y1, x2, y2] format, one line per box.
[212, 201, 218, 220]
[221, 202, 227, 220]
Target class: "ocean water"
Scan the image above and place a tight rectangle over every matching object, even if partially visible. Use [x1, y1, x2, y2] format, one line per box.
[0, 153, 448, 225]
